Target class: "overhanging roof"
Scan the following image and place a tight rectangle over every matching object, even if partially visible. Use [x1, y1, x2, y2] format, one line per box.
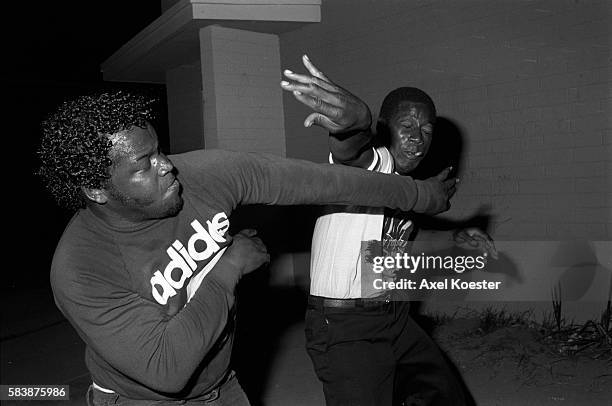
[101, 0, 321, 83]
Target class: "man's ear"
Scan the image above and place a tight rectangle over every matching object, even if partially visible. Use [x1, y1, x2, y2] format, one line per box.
[375, 116, 390, 134]
[81, 187, 108, 204]
[375, 117, 392, 148]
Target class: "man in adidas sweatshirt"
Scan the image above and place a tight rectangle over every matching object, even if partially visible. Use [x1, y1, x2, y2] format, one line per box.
[39, 90, 455, 404]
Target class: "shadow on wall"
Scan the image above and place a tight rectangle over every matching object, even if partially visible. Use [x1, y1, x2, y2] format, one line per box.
[406, 116, 496, 235]
[408, 116, 503, 252]
[552, 241, 612, 302]
[409, 116, 464, 181]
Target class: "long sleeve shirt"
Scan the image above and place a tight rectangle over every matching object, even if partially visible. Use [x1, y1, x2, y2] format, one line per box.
[51, 149, 426, 400]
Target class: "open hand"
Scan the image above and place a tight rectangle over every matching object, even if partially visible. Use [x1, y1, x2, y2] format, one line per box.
[453, 228, 498, 260]
[280, 54, 372, 133]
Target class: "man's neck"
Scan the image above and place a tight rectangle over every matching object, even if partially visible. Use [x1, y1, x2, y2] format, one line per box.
[87, 203, 154, 231]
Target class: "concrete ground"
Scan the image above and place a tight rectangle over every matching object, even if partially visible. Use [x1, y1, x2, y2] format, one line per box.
[3, 287, 610, 405]
[1, 286, 324, 406]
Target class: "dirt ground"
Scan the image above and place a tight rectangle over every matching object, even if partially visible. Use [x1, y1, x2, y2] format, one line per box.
[433, 318, 612, 406]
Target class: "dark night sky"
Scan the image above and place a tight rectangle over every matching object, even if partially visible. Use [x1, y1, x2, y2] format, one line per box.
[9, 1, 161, 83]
[8, 2, 164, 288]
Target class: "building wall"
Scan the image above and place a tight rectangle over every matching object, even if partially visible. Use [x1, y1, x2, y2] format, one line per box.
[200, 26, 286, 156]
[279, 0, 611, 318]
[281, 0, 610, 239]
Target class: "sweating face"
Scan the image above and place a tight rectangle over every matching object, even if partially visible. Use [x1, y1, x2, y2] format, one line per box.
[105, 123, 183, 220]
[385, 101, 435, 175]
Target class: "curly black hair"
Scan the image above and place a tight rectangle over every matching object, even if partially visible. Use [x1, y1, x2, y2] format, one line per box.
[37, 90, 156, 211]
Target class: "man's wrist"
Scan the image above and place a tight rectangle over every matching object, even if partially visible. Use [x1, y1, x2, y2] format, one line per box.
[330, 126, 372, 141]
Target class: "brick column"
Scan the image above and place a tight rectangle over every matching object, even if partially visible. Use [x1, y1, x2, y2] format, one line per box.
[199, 25, 286, 156]
[199, 25, 295, 287]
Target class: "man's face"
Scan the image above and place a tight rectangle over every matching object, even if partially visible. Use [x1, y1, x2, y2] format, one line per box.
[104, 123, 183, 220]
[386, 101, 435, 175]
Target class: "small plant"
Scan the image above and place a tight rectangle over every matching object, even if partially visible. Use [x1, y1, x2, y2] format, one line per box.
[601, 299, 611, 335]
[551, 282, 563, 334]
[428, 298, 612, 361]
[428, 309, 459, 327]
[541, 290, 612, 360]
[477, 306, 534, 334]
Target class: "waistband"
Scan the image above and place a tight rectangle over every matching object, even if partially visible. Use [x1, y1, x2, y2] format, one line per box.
[89, 370, 236, 404]
[308, 294, 391, 309]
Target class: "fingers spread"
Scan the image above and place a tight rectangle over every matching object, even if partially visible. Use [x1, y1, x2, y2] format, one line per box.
[302, 54, 331, 82]
[283, 69, 336, 92]
[281, 80, 342, 109]
[283, 70, 316, 84]
[468, 229, 498, 259]
[304, 113, 342, 132]
[292, 92, 342, 122]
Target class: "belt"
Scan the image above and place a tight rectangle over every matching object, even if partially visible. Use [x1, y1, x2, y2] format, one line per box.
[308, 294, 391, 309]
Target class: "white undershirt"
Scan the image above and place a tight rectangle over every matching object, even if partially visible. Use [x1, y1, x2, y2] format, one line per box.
[309, 147, 409, 298]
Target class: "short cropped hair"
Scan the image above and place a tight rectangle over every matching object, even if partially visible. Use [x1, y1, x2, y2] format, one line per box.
[37, 90, 156, 211]
[378, 87, 436, 123]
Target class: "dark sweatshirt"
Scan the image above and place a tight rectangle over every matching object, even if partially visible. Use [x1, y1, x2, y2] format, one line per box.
[51, 149, 430, 400]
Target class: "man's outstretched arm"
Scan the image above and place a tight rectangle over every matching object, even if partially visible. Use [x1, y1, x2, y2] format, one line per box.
[174, 149, 456, 216]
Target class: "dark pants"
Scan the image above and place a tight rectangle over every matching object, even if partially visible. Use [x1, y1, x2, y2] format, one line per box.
[87, 371, 250, 406]
[305, 298, 468, 406]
